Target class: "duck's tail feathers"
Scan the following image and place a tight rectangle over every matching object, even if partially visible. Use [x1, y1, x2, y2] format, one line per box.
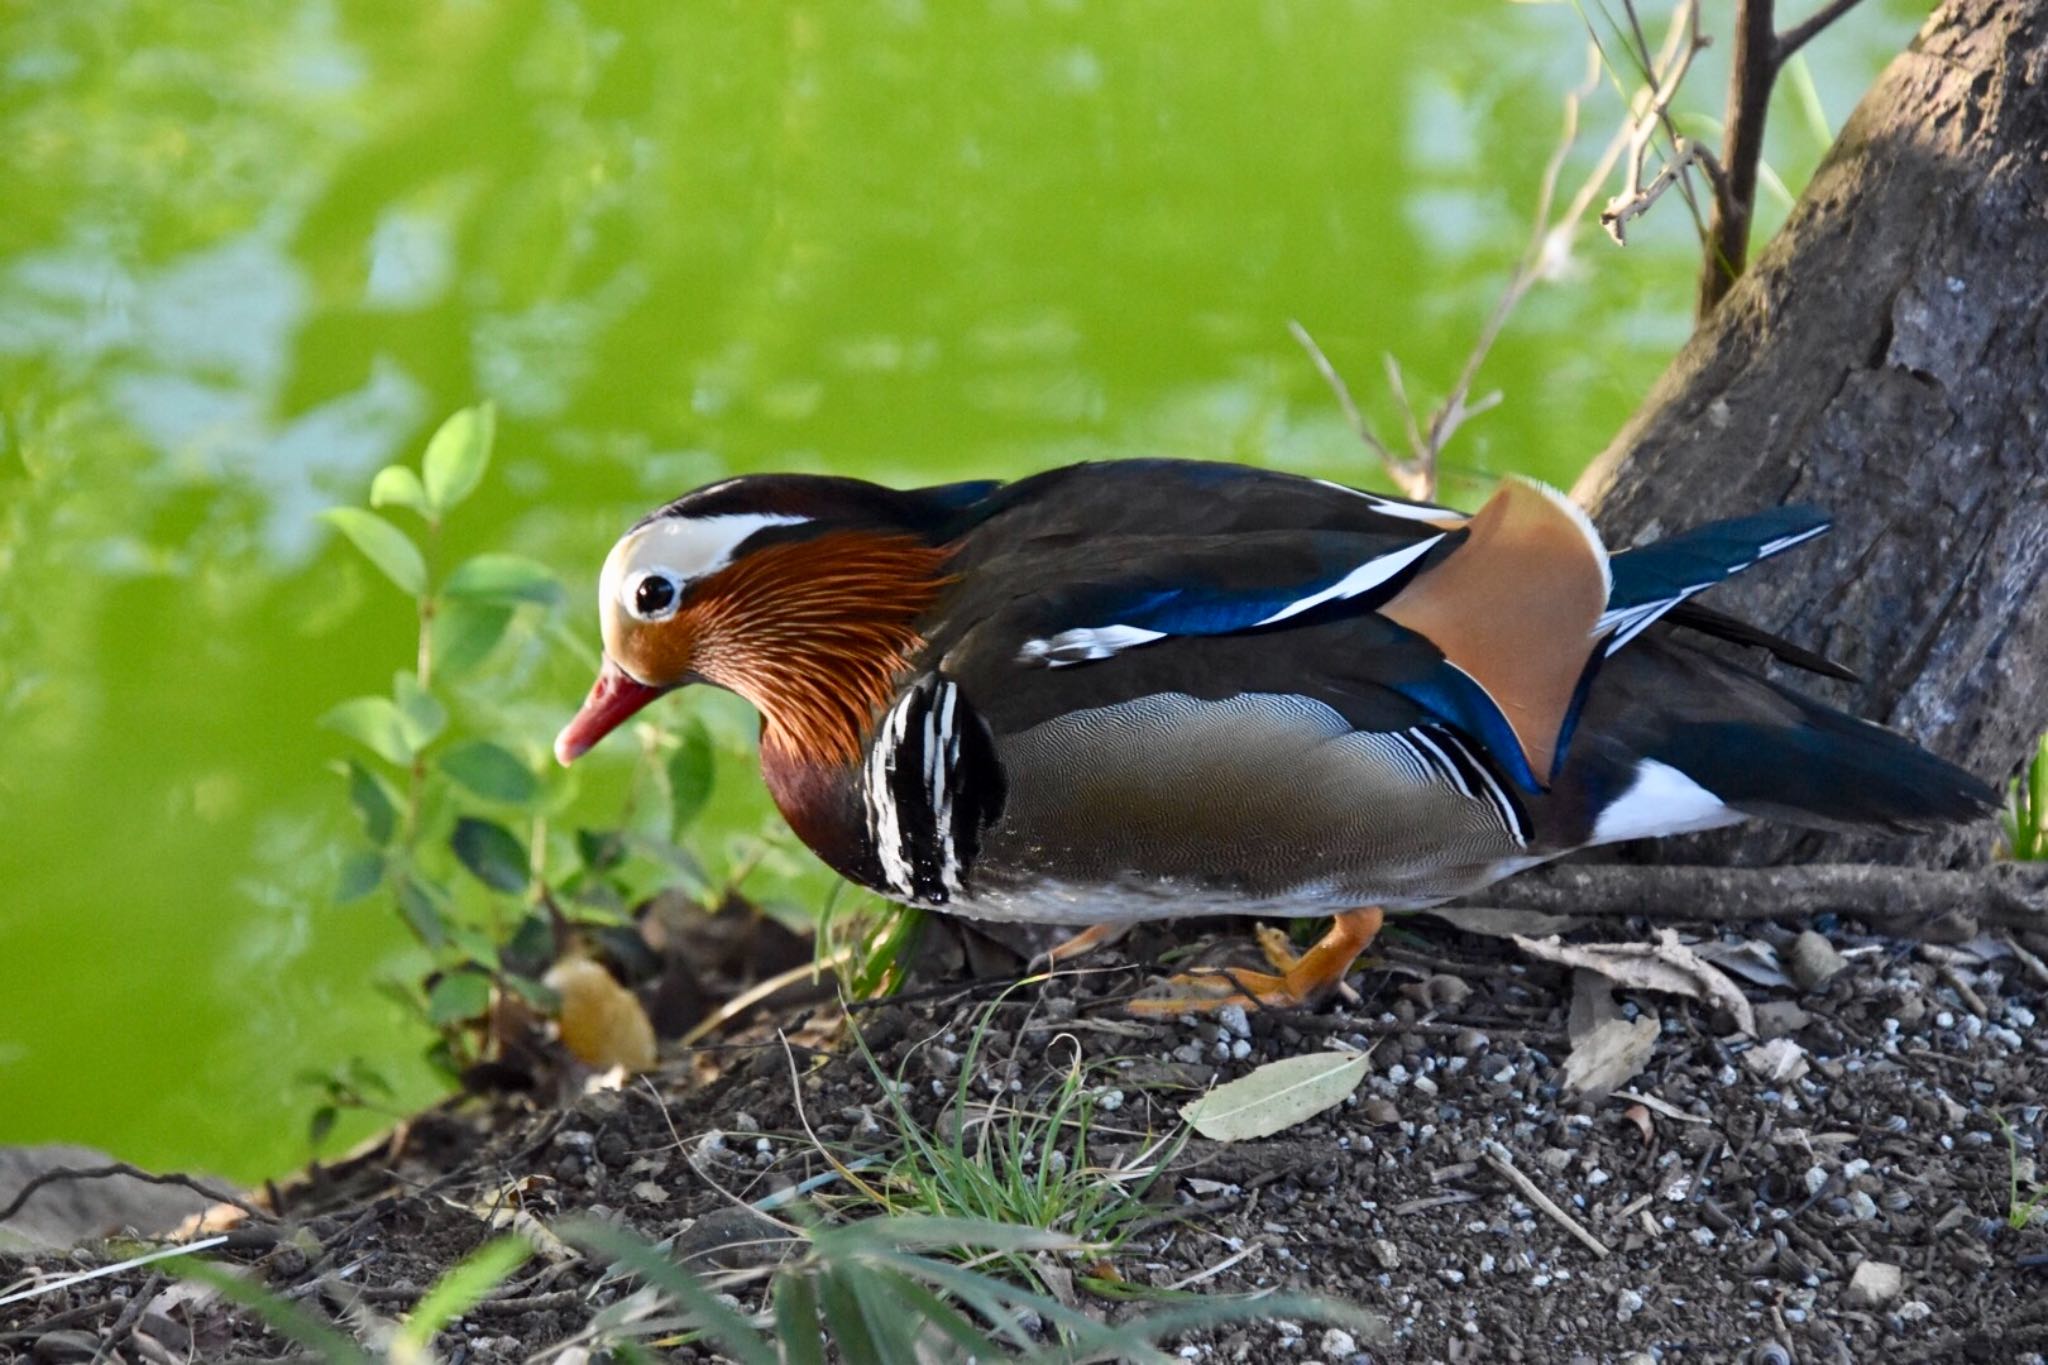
[1648, 684, 1999, 834]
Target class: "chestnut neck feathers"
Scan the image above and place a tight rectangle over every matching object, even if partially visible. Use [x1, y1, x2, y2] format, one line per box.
[689, 531, 952, 765]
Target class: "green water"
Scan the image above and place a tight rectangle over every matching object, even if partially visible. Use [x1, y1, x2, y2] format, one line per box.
[0, 1, 1921, 1181]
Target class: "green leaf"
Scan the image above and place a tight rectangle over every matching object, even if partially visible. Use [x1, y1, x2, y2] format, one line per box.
[343, 760, 399, 845]
[667, 718, 716, 834]
[399, 1235, 533, 1352]
[392, 671, 446, 751]
[308, 1105, 338, 1149]
[451, 817, 530, 893]
[335, 849, 385, 904]
[501, 972, 562, 1012]
[446, 922, 502, 971]
[422, 402, 496, 513]
[397, 877, 449, 948]
[443, 553, 560, 605]
[427, 969, 492, 1026]
[368, 464, 430, 516]
[434, 600, 514, 677]
[322, 696, 413, 765]
[321, 506, 426, 596]
[440, 740, 538, 804]
[576, 827, 626, 872]
[501, 912, 555, 977]
[344, 1058, 395, 1099]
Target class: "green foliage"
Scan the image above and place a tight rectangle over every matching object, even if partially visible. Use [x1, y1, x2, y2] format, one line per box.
[171, 1206, 1379, 1364]
[318, 402, 808, 1122]
[177, 1231, 531, 1365]
[565, 1214, 1383, 1364]
[396, 1235, 534, 1355]
[1996, 1111, 2047, 1232]
[297, 1057, 400, 1152]
[2002, 733, 2048, 861]
[843, 993, 1183, 1298]
[313, 406, 607, 1073]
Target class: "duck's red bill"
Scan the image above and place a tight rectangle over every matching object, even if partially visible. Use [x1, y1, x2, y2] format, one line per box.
[555, 661, 669, 765]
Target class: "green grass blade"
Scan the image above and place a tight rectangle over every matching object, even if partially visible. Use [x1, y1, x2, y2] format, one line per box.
[888, 1274, 1051, 1360]
[772, 1271, 825, 1365]
[815, 1260, 890, 1365]
[842, 1263, 941, 1362]
[176, 1262, 375, 1365]
[562, 1219, 779, 1365]
[396, 1234, 533, 1352]
[1782, 52, 1832, 148]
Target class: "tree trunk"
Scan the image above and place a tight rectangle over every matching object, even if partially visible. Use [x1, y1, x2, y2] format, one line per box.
[1571, 0, 2048, 870]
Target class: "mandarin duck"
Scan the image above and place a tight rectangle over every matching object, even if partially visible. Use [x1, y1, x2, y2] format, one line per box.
[554, 461, 1994, 1013]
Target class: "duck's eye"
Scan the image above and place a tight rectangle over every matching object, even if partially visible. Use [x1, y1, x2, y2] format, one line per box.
[630, 572, 681, 621]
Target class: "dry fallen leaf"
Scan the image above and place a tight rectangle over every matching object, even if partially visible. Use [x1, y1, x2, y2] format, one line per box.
[1180, 1050, 1372, 1141]
[1428, 907, 1584, 938]
[1513, 928, 1756, 1037]
[1562, 1016, 1659, 1096]
[1623, 1103, 1655, 1145]
[546, 958, 658, 1073]
[1694, 938, 1793, 989]
[1742, 1036, 1811, 1084]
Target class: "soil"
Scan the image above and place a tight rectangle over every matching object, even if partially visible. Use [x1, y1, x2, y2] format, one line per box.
[4, 909, 2045, 1364]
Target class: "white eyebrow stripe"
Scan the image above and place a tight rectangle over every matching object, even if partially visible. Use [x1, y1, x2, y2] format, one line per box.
[601, 512, 811, 619]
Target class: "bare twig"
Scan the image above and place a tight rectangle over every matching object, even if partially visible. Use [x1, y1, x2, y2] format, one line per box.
[1699, 0, 1778, 313]
[1286, 320, 1393, 467]
[1304, 0, 1738, 490]
[675, 948, 850, 1048]
[0, 1238, 229, 1311]
[1602, 0, 1716, 242]
[0, 1163, 266, 1228]
[1776, 0, 1870, 68]
[1603, 139, 1710, 244]
[1480, 1142, 1612, 1259]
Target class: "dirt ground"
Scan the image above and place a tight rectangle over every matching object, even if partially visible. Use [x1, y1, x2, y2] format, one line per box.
[3, 908, 2045, 1364]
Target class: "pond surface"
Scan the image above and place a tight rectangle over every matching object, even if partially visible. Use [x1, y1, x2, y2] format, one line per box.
[0, 0, 1921, 1180]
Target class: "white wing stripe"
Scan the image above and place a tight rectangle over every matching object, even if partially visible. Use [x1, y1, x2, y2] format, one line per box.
[1251, 534, 1445, 627]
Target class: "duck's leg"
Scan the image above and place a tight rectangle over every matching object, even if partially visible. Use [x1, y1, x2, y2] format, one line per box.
[1030, 922, 1132, 971]
[1126, 908, 1385, 1015]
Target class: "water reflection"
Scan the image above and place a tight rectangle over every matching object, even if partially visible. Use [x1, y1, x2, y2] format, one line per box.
[0, 0, 1922, 1178]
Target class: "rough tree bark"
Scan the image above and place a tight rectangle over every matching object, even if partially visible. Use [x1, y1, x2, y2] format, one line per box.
[1571, 0, 2048, 870]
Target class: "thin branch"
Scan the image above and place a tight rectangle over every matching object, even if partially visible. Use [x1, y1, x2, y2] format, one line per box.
[1480, 1142, 1612, 1259]
[1699, 0, 1777, 314]
[1601, 0, 1717, 243]
[1296, 1, 1713, 496]
[1285, 320, 1396, 470]
[1449, 862, 2048, 931]
[1775, 0, 1869, 69]
[0, 1162, 267, 1227]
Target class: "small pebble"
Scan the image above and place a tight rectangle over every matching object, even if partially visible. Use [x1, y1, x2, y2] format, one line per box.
[1845, 1259, 1904, 1307]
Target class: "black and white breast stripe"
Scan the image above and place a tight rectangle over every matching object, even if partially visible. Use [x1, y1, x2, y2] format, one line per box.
[1359, 725, 1531, 846]
[862, 677, 1003, 905]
